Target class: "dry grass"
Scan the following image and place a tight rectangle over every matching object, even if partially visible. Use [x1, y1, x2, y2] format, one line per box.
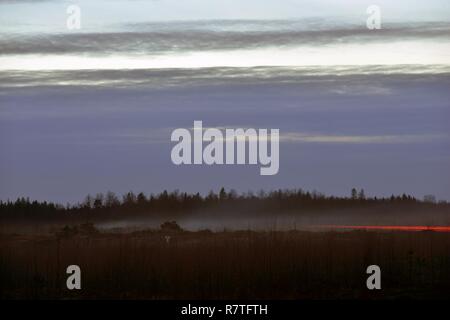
[1, 229, 450, 299]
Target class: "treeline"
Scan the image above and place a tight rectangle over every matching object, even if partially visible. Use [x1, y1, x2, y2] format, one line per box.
[0, 188, 448, 221]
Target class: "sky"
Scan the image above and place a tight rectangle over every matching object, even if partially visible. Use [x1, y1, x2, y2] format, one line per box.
[0, 0, 450, 203]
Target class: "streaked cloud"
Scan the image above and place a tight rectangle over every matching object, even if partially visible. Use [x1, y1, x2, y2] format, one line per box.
[280, 133, 447, 144]
[1, 21, 450, 55]
[21, 127, 445, 145]
[1, 66, 449, 90]
[1, 20, 449, 72]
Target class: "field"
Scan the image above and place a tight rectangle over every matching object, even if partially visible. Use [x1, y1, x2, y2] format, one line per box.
[1, 226, 450, 300]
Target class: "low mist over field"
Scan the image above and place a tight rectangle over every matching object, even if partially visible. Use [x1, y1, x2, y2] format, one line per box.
[1, 189, 449, 234]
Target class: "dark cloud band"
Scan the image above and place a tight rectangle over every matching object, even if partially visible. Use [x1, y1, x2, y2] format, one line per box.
[1, 21, 449, 55]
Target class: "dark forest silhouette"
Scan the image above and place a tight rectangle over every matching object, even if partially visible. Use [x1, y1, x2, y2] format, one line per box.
[1, 188, 448, 222]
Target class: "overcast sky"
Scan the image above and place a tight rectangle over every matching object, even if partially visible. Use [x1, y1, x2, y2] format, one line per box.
[0, 1, 449, 203]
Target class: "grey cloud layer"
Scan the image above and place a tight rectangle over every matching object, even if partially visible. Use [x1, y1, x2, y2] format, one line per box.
[1, 21, 449, 55]
[1, 65, 450, 89]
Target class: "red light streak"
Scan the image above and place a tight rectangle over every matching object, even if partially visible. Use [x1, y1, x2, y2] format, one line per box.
[318, 225, 450, 232]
